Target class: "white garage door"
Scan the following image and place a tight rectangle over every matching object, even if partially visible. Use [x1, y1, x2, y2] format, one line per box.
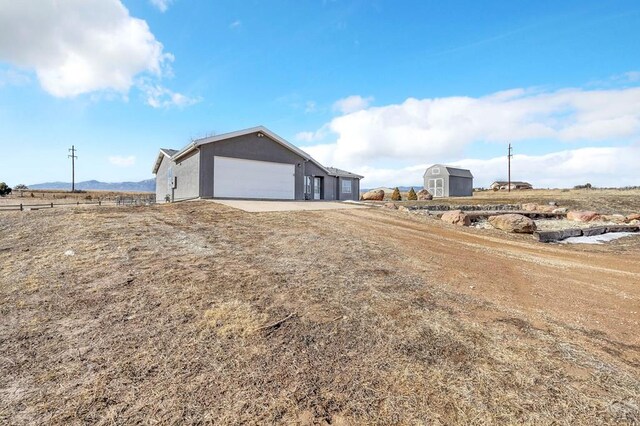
[214, 156, 295, 199]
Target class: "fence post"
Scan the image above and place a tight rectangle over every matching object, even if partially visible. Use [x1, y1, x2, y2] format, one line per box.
[20, 203, 23, 211]
[51, 202, 53, 208]
[77, 201, 79, 206]
[99, 200, 101, 206]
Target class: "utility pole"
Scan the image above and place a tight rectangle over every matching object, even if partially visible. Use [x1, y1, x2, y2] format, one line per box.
[68, 145, 77, 192]
[507, 143, 513, 193]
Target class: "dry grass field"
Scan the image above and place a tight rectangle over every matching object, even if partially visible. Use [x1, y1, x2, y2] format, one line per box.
[1, 191, 639, 424]
[0, 190, 153, 206]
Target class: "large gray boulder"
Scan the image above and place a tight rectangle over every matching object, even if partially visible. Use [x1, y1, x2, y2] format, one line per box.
[488, 214, 537, 234]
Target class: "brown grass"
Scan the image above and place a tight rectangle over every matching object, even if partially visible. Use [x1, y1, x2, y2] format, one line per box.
[0, 198, 639, 424]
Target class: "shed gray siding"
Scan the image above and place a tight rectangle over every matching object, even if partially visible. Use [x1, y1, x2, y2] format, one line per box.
[423, 164, 473, 197]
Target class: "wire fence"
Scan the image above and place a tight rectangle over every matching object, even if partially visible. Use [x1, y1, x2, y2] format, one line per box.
[0, 195, 156, 212]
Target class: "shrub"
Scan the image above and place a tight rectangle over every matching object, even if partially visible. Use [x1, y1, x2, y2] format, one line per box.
[407, 187, 417, 200]
[13, 184, 28, 190]
[391, 187, 402, 201]
[0, 182, 11, 197]
[574, 183, 593, 190]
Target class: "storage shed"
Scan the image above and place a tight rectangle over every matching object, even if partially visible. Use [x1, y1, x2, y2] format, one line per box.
[423, 164, 473, 197]
[152, 126, 364, 202]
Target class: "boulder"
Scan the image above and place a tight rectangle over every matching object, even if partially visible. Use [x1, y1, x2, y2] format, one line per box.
[361, 189, 384, 201]
[552, 207, 568, 214]
[417, 189, 433, 201]
[441, 210, 470, 226]
[383, 202, 398, 210]
[488, 214, 537, 234]
[398, 206, 410, 213]
[601, 214, 626, 224]
[521, 203, 538, 212]
[626, 213, 640, 222]
[567, 211, 600, 222]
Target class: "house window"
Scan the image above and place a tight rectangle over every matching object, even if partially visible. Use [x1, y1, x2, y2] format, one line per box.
[432, 167, 440, 174]
[341, 179, 352, 193]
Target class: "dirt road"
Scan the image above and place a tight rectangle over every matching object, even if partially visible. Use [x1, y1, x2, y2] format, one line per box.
[1, 202, 638, 424]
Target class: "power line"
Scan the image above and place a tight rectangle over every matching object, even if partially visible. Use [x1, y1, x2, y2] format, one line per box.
[68, 145, 77, 192]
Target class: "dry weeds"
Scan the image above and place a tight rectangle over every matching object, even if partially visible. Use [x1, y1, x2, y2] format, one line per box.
[0, 200, 639, 424]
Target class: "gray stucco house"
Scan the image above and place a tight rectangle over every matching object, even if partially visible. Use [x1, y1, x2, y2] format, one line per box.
[152, 126, 364, 202]
[423, 164, 473, 197]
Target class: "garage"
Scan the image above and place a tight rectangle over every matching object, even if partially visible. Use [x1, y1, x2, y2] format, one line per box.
[213, 156, 295, 199]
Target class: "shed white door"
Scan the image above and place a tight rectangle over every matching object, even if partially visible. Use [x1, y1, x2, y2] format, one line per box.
[213, 156, 295, 199]
[427, 178, 444, 197]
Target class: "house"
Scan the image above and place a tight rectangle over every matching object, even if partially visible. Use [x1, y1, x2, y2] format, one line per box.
[152, 126, 364, 202]
[423, 164, 473, 197]
[489, 181, 533, 191]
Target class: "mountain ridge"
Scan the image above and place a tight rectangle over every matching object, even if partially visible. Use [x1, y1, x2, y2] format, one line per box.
[28, 179, 155, 192]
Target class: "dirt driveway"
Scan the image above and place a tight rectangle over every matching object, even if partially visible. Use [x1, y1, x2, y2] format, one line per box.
[209, 199, 368, 212]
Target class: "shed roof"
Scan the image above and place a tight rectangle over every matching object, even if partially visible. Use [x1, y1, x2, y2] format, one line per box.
[423, 164, 473, 178]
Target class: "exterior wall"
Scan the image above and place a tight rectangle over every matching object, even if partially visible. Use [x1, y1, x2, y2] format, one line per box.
[198, 132, 343, 200]
[448, 176, 473, 197]
[423, 165, 449, 197]
[305, 162, 335, 200]
[172, 150, 200, 201]
[424, 165, 472, 197]
[336, 177, 359, 201]
[155, 156, 171, 202]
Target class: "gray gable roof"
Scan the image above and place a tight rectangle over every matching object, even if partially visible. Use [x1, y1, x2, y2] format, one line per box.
[326, 167, 364, 179]
[152, 126, 363, 180]
[445, 166, 473, 179]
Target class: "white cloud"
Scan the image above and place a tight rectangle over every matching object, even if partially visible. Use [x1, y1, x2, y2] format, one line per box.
[149, 0, 173, 12]
[139, 80, 201, 108]
[354, 146, 640, 189]
[0, 0, 173, 98]
[332, 95, 373, 114]
[108, 155, 136, 167]
[302, 86, 640, 168]
[229, 20, 242, 30]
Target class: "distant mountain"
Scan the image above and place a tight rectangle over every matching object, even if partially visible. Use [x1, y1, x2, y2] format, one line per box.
[28, 179, 155, 192]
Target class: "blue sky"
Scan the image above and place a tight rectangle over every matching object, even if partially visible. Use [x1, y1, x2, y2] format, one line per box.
[1, 0, 639, 188]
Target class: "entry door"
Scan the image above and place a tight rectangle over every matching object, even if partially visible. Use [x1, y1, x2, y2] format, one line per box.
[313, 177, 321, 200]
[428, 178, 444, 197]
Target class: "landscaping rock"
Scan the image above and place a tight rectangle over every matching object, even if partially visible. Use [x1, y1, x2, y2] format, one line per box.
[567, 211, 600, 222]
[383, 203, 398, 210]
[606, 225, 640, 233]
[417, 189, 433, 201]
[441, 210, 470, 226]
[488, 214, 537, 233]
[626, 213, 640, 222]
[604, 214, 627, 223]
[552, 208, 568, 214]
[361, 190, 385, 201]
[534, 230, 562, 242]
[582, 226, 607, 237]
[521, 203, 538, 211]
[398, 206, 410, 212]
